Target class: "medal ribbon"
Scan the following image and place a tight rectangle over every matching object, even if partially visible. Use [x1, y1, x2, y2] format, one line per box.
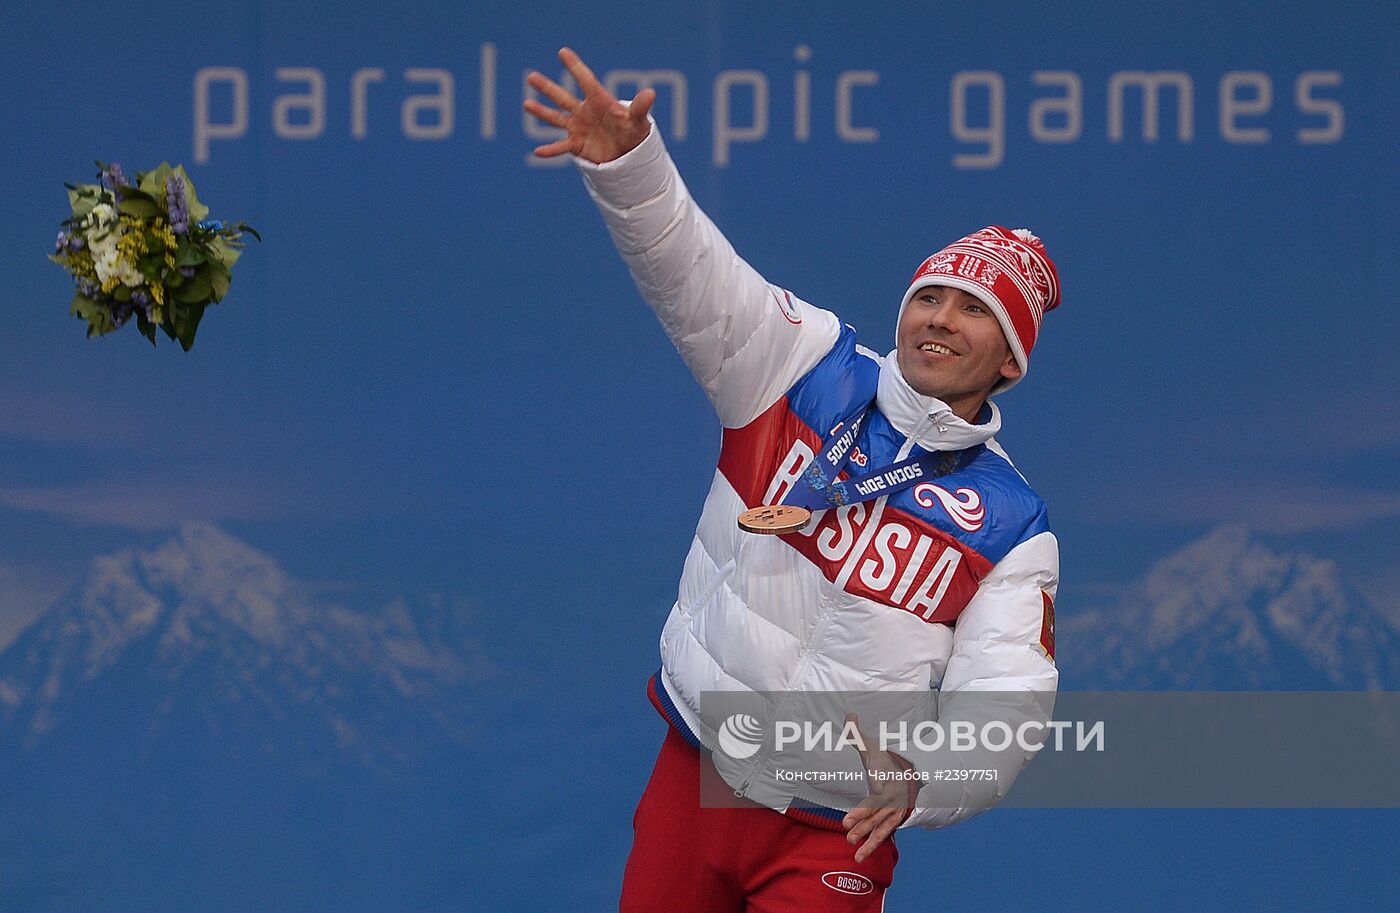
[783, 402, 980, 511]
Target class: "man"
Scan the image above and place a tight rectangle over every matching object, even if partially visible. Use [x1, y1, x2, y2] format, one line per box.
[525, 48, 1060, 912]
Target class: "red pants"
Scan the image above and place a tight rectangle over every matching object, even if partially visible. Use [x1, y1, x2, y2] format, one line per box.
[620, 727, 898, 912]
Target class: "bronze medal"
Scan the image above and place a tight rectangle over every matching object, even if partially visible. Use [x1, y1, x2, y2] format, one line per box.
[737, 505, 812, 535]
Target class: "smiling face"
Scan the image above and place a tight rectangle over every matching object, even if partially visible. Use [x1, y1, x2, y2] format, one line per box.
[895, 284, 1023, 421]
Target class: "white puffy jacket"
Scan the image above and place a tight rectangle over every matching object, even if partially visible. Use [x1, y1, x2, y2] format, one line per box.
[575, 124, 1058, 831]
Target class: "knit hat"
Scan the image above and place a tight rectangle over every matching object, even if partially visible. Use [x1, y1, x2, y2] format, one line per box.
[897, 226, 1061, 394]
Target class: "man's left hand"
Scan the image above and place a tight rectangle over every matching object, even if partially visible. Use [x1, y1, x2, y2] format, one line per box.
[842, 712, 917, 863]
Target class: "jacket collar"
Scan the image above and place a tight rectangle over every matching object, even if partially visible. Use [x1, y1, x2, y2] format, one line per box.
[876, 349, 1002, 451]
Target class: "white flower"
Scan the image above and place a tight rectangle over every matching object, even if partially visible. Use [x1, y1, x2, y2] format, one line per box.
[89, 231, 119, 282]
[80, 201, 145, 289]
[91, 247, 120, 285]
[87, 202, 117, 227]
[88, 229, 143, 288]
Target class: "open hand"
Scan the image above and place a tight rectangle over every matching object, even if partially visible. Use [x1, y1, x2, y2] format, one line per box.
[842, 712, 918, 863]
[523, 48, 657, 163]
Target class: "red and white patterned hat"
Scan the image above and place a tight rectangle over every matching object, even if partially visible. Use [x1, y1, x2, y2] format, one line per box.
[899, 226, 1061, 394]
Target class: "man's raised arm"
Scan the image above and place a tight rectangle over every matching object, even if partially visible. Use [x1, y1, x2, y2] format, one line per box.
[525, 48, 839, 429]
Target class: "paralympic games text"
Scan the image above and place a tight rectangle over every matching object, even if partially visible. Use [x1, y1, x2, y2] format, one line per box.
[191, 44, 1344, 168]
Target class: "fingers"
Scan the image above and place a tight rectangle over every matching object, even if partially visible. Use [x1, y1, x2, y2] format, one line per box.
[522, 87, 574, 157]
[854, 816, 898, 863]
[843, 804, 875, 834]
[845, 778, 907, 834]
[532, 137, 577, 158]
[558, 47, 608, 100]
[844, 795, 891, 836]
[628, 87, 658, 124]
[844, 804, 900, 863]
[523, 97, 570, 130]
[526, 71, 580, 112]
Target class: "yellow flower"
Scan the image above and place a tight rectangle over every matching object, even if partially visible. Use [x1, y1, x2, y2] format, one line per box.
[60, 248, 98, 281]
[116, 217, 145, 266]
[155, 221, 178, 268]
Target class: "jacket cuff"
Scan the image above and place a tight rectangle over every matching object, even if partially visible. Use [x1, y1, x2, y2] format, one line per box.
[573, 114, 668, 210]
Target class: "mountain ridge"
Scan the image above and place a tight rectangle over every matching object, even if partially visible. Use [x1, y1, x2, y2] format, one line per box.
[0, 521, 494, 768]
[1064, 525, 1400, 689]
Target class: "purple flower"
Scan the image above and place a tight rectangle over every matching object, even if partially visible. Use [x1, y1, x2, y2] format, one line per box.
[110, 299, 133, 326]
[180, 266, 197, 278]
[78, 279, 98, 297]
[67, 234, 85, 251]
[101, 163, 128, 199]
[54, 231, 69, 253]
[165, 174, 190, 234]
[128, 290, 156, 322]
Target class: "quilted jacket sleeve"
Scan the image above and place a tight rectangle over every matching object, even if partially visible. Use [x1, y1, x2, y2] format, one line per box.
[574, 119, 840, 429]
[897, 529, 1060, 830]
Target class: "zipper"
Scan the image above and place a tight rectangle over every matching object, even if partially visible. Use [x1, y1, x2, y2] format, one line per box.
[732, 413, 936, 798]
[733, 594, 837, 796]
[833, 411, 932, 587]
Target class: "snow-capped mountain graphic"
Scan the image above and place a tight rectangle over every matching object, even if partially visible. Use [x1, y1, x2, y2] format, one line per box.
[0, 522, 494, 768]
[1064, 526, 1400, 689]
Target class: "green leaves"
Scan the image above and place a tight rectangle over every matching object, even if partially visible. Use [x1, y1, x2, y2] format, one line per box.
[207, 235, 242, 270]
[70, 293, 116, 337]
[172, 269, 214, 304]
[177, 164, 210, 223]
[136, 162, 171, 200]
[134, 312, 159, 346]
[170, 302, 206, 351]
[67, 182, 102, 220]
[137, 162, 210, 222]
[208, 261, 231, 302]
[116, 191, 160, 219]
[175, 236, 205, 268]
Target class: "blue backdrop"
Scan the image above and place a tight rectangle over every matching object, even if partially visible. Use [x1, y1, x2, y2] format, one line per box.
[2, 1, 1398, 910]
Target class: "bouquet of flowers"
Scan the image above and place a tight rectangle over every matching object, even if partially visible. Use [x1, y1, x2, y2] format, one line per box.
[49, 161, 258, 350]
